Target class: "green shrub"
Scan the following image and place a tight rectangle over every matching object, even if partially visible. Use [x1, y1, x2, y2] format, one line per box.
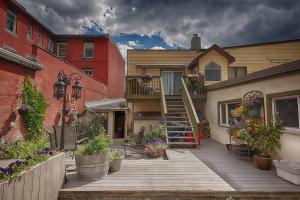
[144, 125, 166, 143]
[110, 149, 123, 161]
[78, 128, 112, 155]
[22, 77, 47, 140]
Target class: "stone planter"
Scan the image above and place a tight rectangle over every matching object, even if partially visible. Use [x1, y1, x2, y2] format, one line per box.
[75, 153, 109, 181]
[109, 155, 124, 173]
[274, 160, 300, 185]
[254, 155, 272, 170]
[0, 152, 65, 200]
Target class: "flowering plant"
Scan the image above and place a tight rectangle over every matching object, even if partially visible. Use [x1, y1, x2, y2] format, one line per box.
[242, 96, 262, 108]
[145, 140, 168, 158]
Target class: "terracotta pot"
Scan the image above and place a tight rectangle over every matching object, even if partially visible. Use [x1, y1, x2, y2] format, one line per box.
[254, 154, 272, 170]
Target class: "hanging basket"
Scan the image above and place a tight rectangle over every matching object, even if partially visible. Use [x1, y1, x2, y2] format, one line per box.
[247, 107, 260, 117]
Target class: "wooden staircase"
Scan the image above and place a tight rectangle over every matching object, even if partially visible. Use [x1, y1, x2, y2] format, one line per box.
[165, 95, 197, 147]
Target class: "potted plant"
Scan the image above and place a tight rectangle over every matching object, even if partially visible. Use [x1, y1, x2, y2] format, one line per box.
[145, 140, 168, 158]
[141, 73, 153, 83]
[250, 120, 284, 170]
[75, 131, 112, 181]
[242, 96, 262, 117]
[109, 150, 124, 173]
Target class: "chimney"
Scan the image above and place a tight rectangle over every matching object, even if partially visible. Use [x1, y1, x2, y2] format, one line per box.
[191, 34, 201, 50]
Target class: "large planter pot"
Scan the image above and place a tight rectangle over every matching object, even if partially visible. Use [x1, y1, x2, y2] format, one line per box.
[254, 154, 272, 170]
[274, 160, 300, 185]
[109, 155, 124, 173]
[75, 153, 109, 181]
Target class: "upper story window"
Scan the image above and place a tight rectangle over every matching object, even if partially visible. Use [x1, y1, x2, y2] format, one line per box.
[83, 43, 94, 58]
[83, 67, 93, 76]
[205, 61, 221, 81]
[27, 24, 33, 40]
[272, 95, 300, 131]
[57, 43, 67, 57]
[6, 10, 17, 33]
[229, 67, 247, 79]
[38, 30, 43, 47]
[219, 101, 241, 126]
[48, 39, 54, 52]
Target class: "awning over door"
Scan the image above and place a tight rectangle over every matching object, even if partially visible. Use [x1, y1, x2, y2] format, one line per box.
[85, 98, 127, 111]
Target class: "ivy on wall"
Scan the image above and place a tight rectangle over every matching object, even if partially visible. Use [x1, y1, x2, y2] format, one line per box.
[22, 77, 47, 140]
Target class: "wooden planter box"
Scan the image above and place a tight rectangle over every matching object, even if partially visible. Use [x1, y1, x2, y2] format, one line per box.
[274, 160, 300, 185]
[0, 152, 65, 200]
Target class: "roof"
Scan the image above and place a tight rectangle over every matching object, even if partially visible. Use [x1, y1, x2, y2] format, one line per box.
[0, 48, 44, 70]
[85, 98, 127, 111]
[206, 59, 300, 91]
[187, 44, 235, 69]
[223, 38, 300, 49]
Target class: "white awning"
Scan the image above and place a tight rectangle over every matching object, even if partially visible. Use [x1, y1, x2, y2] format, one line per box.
[85, 98, 127, 111]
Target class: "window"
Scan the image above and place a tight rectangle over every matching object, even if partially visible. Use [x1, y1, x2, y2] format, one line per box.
[229, 67, 247, 79]
[47, 39, 53, 52]
[6, 10, 17, 33]
[83, 68, 93, 76]
[272, 95, 300, 130]
[27, 24, 33, 40]
[83, 43, 94, 58]
[38, 30, 43, 47]
[57, 43, 67, 57]
[219, 101, 241, 126]
[205, 61, 221, 81]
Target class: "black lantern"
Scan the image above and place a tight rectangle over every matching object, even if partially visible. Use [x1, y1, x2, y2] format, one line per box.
[54, 77, 66, 98]
[72, 80, 82, 100]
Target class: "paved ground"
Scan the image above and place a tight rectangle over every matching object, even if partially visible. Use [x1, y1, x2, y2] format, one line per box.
[190, 139, 300, 192]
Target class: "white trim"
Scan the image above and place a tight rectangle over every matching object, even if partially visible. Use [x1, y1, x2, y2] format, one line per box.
[272, 95, 300, 131]
[0, 48, 43, 70]
[6, 10, 17, 34]
[219, 101, 241, 126]
[57, 43, 67, 57]
[83, 43, 94, 58]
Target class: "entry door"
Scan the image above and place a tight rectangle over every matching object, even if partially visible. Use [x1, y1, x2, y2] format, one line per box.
[161, 71, 183, 95]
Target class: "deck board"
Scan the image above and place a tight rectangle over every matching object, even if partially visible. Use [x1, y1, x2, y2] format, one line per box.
[190, 139, 300, 192]
[61, 149, 234, 192]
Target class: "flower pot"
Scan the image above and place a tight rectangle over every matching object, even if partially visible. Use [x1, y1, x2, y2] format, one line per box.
[75, 153, 109, 181]
[254, 154, 272, 170]
[247, 107, 260, 117]
[109, 155, 124, 173]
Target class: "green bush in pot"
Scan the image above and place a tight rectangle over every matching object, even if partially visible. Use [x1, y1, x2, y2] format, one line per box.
[75, 128, 112, 181]
[109, 150, 124, 173]
[249, 120, 284, 170]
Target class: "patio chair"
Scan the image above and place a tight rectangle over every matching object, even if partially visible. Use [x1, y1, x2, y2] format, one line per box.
[136, 126, 146, 145]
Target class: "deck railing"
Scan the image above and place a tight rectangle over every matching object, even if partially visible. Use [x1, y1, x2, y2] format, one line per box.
[183, 75, 206, 99]
[126, 76, 161, 99]
[159, 77, 168, 142]
[180, 77, 200, 142]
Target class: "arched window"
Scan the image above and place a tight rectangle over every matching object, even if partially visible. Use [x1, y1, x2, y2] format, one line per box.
[205, 61, 221, 81]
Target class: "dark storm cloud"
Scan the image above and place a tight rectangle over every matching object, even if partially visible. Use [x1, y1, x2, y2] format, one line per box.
[17, 0, 300, 48]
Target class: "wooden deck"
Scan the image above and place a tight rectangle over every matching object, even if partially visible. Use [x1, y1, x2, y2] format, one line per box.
[58, 140, 300, 199]
[190, 139, 300, 192]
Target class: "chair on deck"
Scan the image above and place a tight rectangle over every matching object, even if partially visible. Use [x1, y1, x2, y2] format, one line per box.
[136, 126, 146, 145]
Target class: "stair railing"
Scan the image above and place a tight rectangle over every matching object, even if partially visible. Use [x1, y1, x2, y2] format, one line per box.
[180, 77, 200, 144]
[160, 77, 168, 142]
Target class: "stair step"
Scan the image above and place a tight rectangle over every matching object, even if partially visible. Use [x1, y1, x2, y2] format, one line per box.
[167, 136, 195, 139]
[166, 125, 191, 128]
[167, 131, 193, 133]
[168, 142, 198, 147]
[167, 105, 185, 107]
[166, 121, 189, 124]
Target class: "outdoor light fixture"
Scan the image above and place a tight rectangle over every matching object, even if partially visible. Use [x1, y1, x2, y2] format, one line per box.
[53, 70, 82, 151]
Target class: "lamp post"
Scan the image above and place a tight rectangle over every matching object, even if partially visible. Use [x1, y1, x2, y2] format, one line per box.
[54, 70, 82, 151]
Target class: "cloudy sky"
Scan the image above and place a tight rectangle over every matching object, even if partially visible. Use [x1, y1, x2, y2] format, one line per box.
[17, 0, 300, 57]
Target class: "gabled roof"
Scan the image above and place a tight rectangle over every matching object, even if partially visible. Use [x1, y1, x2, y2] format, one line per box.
[206, 59, 300, 91]
[187, 44, 235, 69]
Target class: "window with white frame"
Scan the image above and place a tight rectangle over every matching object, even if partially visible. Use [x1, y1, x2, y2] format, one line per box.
[47, 39, 53, 52]
[83, 43, 94, 58]
[38, 30, 43, 47]
[83, 67, 93, 76]
[6, 10, 17, 33]
[272, 95, 300, 130]
[27, 24, 33, 40]
[219, 101, 241, 126]
[57, 43, 67, 57]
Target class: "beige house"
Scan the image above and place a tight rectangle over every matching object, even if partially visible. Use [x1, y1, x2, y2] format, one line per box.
[126, 36, 300, 157]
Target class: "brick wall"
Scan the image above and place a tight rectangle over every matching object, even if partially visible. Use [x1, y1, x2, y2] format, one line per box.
[0, 46, 108, 141]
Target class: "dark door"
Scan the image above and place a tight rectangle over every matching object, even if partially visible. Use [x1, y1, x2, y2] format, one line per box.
[114, 111, 125, 138]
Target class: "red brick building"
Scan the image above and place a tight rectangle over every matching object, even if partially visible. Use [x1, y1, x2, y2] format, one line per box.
[0, 0, 124, 141]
